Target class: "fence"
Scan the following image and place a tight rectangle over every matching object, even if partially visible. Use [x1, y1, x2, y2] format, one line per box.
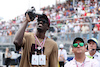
[0, 32, 99, 44]
[0, 15, 100, 52]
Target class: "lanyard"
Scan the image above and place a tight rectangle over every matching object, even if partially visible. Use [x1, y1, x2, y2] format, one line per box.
[34, 34, 46, 54]
[75, 58, 85, 67]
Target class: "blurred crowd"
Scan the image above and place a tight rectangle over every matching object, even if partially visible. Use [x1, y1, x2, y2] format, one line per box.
[0, 0, 100, 36]
[1, 1, 100, 66]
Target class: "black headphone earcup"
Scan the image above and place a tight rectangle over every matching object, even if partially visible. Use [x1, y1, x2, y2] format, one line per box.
[87, 45, 88, 50]
[97, 45, 99, 49]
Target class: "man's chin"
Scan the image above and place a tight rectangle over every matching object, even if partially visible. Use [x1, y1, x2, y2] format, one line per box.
[37, 28, 43, 32]
[76, 51, 83, 53]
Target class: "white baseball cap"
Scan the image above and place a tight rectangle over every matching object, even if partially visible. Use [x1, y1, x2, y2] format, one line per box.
[87, 38, 98, 45]
[59, 44, 64, 48]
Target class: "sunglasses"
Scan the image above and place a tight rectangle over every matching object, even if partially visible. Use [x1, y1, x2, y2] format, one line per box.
[73, 43, 84, 47]
[37, 19, 48, 24]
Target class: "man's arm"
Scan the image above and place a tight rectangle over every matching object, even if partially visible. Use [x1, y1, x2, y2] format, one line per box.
[13, 14, 31, 50]
[49, 43, 58, 67]
[64, 50, 67, 60]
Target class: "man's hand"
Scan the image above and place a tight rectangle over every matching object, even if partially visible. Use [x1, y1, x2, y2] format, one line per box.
[25, 13, 31, 22]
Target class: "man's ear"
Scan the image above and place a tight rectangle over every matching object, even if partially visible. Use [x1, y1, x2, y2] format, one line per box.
[47, 27, 50, 30]
[72, 48, 74, 53]
[85, 47, 87, 52]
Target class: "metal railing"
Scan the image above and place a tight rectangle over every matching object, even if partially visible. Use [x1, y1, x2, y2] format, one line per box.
[0, 32, 99, 45]
[0, 15, 100, 53]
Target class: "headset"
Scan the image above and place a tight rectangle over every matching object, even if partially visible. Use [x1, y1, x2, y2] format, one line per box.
[86, 43, 99, 51]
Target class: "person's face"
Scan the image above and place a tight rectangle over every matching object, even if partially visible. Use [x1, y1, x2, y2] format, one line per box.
[60, 48, 63, 50]
[72, 40, 86, 54]
[37, 19, 49, 32]
[88, 41, 97, 50]
[6, 48, 9, 52]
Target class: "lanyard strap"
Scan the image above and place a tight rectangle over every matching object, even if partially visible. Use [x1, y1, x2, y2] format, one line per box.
[34, 34, 46, 48]
[75, 58, 85, 67]
[41, 38, 46, 55]
[34, 34, 46, 55]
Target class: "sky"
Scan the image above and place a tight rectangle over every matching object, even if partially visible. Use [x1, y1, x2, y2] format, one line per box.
[0, 0, 56, 21]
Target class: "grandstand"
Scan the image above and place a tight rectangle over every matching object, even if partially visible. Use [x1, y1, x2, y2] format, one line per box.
[0, 0, 100, 66]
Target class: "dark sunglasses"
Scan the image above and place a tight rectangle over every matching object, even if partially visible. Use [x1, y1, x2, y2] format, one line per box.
[37, 19, 48, 24]
[73, 43, 84, 47]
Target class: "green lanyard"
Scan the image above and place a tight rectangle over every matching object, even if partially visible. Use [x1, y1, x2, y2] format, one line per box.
[87, 55, 94, 59]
